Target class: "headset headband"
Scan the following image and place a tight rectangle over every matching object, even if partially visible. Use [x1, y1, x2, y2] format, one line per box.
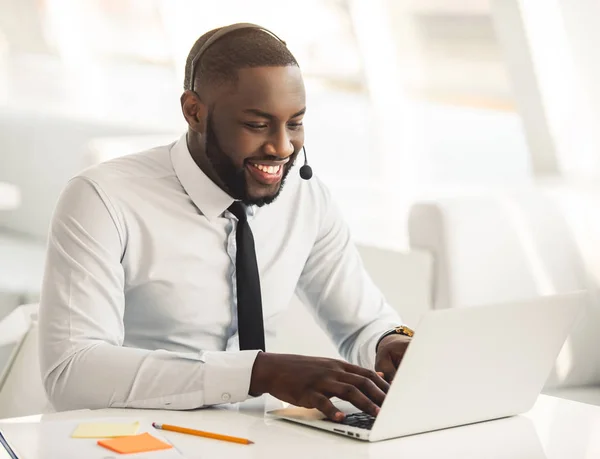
[189, 23, 286, 92]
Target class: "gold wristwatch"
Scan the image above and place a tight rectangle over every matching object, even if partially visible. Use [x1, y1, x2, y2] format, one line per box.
[376, 325, 415, 351]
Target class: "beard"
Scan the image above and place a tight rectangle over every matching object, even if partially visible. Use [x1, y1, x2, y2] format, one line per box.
[204, 113, 297, 207]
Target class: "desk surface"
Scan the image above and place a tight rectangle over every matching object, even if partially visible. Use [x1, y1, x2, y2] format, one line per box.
[4, 394, 600, 458]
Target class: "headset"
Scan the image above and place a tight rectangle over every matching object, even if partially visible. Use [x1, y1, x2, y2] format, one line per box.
[188, 22, 313, 180]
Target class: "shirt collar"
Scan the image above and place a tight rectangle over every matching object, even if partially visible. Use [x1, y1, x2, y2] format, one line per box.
[170, 133, 235, 220]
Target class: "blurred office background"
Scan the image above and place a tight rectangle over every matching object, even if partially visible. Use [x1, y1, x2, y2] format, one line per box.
[4, 0, 600, 245]
[2, 0, 600, 418]
[0, 0, 535, 246]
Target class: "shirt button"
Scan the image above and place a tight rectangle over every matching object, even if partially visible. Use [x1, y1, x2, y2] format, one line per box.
[222, 393, 231, 402]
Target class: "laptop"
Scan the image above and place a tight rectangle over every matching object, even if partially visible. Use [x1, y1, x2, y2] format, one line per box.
[269, 292, 586, 442]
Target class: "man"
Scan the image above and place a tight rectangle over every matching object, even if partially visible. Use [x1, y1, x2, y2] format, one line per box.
[39, 24, 411, 422]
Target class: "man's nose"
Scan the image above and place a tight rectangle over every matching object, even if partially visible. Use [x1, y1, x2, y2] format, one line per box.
[264, 129, 294, 158]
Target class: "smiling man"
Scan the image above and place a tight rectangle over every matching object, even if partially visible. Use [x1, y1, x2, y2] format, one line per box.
[39, 24, 411, 422]
[193, 64, 305, 206]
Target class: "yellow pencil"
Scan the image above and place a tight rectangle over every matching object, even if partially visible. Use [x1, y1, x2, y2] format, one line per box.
[152, 422, 254, 445]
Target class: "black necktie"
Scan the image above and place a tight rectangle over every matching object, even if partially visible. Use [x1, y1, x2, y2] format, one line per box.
[228, 201, 266, 351]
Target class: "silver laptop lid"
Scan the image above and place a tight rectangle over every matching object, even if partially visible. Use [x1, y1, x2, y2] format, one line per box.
[370, 291, 586, 441]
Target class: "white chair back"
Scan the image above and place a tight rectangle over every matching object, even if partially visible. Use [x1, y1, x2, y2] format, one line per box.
[0, 304, 52, 419]
[408, 188, 600, 390]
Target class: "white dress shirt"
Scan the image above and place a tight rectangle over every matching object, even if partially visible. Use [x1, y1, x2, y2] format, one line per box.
[39, 134, 402, 411]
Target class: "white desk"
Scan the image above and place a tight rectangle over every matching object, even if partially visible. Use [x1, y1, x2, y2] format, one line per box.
[0, 182, 20, 210]
[4, 394, 600, 458]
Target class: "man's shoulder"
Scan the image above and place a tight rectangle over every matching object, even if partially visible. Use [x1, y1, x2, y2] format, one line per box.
[289, 170, 333, 207]
[77, 140, 177, 188]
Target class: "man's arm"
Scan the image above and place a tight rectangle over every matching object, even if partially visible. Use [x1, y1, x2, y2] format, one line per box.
[39, 177, 259, 411]
[245, 179, 404, 420]
[295, 179, 403, 369]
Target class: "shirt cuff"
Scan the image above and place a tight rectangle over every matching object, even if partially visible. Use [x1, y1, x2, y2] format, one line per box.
[202, 350, 261, 405]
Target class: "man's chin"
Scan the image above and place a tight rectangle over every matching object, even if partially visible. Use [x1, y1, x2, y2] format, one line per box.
[243, 186, 282, 207]
[240, 163, 294, 207]
[243, 194, 279, 207]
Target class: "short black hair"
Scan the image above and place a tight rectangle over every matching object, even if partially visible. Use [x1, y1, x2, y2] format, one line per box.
[183, 26, 299, 92]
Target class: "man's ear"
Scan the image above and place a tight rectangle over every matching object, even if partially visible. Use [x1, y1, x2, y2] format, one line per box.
[181, 90, 207, 134]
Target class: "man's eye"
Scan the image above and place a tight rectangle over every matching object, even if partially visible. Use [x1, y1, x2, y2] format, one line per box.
[244, 122, 267, 130]
[288, 122, 304, 130]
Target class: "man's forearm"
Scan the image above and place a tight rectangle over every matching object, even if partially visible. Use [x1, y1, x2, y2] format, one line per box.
[41, 341, 260, 411]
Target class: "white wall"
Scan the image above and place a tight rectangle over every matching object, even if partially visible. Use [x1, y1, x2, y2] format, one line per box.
[491, 0, 600, 179]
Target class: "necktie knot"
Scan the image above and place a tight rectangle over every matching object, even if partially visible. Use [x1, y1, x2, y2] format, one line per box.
[228, 201, 247, 223]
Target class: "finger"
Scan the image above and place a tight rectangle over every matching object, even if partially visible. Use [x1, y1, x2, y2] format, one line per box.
[343, 364, 390, 393]
[336, 373, 386, 407]
[328, 382, 380, 417]
[375, 355, 397, 383]
[309, 393, 345, 422]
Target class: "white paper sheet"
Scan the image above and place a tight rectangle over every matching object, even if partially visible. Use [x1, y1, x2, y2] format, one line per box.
[0, 417, 186, 459]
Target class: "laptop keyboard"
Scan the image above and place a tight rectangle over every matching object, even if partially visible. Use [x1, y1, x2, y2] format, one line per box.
[336, 412, 376, 430]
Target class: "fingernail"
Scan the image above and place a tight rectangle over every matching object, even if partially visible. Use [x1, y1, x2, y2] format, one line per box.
[376, 372, 384, 378]
[335, 412, 344, 421]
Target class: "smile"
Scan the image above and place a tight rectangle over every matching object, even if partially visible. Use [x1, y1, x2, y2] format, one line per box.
[251, 163, 283, 175]
[246, 161, 287, 185]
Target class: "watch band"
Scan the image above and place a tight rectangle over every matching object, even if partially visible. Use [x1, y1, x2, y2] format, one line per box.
[376, 325, 415, 352]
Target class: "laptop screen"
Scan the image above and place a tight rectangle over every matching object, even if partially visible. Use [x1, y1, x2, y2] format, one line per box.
[0, 431, 17, 459]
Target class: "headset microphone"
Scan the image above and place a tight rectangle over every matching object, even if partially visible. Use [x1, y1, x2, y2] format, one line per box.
[299, 146, 313, 180]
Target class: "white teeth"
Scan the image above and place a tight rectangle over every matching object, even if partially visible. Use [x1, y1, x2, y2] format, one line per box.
[252, 163, 281, 175]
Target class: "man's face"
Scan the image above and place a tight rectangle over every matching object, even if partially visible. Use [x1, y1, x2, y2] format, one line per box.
[205, 66, 306, 206]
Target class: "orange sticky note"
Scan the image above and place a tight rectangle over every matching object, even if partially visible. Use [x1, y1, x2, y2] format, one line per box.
[98, 432, 173, 454]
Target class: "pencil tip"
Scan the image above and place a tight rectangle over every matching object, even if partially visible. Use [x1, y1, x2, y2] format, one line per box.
[248, 441, 255, 445]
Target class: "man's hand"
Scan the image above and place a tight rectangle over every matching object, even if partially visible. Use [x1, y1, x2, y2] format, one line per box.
[249, 353, 389, 421]
[375, 335, 412, 382]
